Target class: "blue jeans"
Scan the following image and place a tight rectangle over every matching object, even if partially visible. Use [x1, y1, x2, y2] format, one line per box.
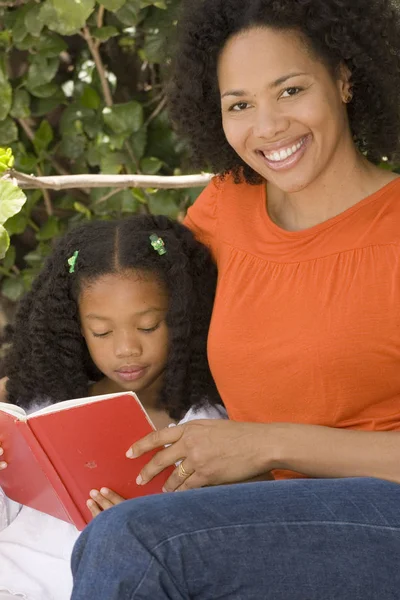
[71, 478, 400, 599]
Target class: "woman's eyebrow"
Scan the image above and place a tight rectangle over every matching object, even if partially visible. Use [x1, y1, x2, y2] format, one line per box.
[221, 72, 308, 98]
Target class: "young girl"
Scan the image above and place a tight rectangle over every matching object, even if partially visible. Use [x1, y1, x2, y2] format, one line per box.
[0, 214, 225, 600]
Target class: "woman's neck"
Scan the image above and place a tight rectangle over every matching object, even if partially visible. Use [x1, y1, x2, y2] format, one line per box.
[266, 146, 398, 232]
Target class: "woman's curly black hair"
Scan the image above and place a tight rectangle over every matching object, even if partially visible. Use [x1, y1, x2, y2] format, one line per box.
[5, 215, 220, 420]
[169, 0, 400, 183]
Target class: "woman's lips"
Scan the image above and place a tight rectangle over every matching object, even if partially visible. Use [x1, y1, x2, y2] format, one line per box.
[257, 134, 311, 172]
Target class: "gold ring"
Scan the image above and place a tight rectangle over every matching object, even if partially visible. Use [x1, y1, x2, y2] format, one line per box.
[178, 462, 191, 478]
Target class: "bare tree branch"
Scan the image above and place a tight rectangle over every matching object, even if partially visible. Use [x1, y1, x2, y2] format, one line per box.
[81, 26, 113, 107]
[4, 170, 213, 191]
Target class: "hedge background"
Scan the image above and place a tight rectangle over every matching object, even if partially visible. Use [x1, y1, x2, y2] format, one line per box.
[0, 0, 205, 310]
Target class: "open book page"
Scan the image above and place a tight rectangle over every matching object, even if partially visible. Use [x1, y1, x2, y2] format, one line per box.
[0, 402, 26, 420]
[27, 392, 156, 429]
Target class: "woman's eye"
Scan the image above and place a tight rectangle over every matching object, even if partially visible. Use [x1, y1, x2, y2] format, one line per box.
[92, 331, 111, 338]
[281, 87, 302, 98]
[229, 101, 250, 112]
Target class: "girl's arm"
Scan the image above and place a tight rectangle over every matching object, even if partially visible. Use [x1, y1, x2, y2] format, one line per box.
[0, 377, 8, 403]
[267, 423, 400, 483]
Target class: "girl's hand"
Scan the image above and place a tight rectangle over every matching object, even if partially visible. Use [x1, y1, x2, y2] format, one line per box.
[0, 445, 7, 471]
[127, 420, 273, 492]
[86, 488, 125, 518]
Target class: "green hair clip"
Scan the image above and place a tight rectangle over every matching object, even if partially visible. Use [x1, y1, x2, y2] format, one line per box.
[149, 234, 166, 256]
[67, 250, 79, 273]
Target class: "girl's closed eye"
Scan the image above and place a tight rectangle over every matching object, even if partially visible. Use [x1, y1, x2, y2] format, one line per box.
[92, 331, 112, 338]
[138, 323, 161, 334]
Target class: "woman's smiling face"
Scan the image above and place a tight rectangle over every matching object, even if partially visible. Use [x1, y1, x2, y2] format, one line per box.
[218, 27, 352, 193]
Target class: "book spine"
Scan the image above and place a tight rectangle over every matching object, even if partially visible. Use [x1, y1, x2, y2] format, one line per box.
[18, 422, 86, 530]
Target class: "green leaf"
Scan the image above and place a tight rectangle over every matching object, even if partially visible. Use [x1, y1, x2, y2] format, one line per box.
[43, 0, 95, 36]
[0, 225, 10, 260]
[99, 0, 126, 11]
[0, 118, 18, 145]
[102, 101, 143, 135]
[34, 32, 68, 57]
[92, 26, 119, 41]
[60, 133, 86, 160]
[141, 32, 165, 63]
[33, 120, 54, 156]
[31, 94, 65, 117]
[1, 276, 25, 302]
[0, 179, 27, 225]
[4, 211, 28, 235]
[28, 82, 60, 99]
[0, 31, 12, 50]
[26, 55, 59, 90]
[115, 0, 142, 26]
[36, 215, 61, 241]
[100, 150, 124, 174]
[24, 3, 45, 37]
[0, 66, 12, 121]
[0, 147, 14, 174]
[147, 189, 180, 218]
[80, 85, 101, 110]
[140, 156, 163, 175]
[129, 127, 147, 161]
[2, 244, 15, 270]
[10, 89, 30, 119]
[73, 201, 91, 219]
[11, 4, 31, 43]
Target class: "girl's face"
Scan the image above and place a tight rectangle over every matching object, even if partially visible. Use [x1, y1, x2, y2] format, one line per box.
[218, 27, 352, 193]
[79, 270, 169, 400]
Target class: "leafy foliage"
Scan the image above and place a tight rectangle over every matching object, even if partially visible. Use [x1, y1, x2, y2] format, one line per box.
[0, 0, 195, 303]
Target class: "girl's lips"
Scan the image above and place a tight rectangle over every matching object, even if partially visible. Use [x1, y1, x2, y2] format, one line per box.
[115, 367, 148, 382]
[258, 134, 311, 172]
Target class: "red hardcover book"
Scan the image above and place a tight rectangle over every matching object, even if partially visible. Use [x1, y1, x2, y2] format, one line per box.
[0, 392, 174, 530]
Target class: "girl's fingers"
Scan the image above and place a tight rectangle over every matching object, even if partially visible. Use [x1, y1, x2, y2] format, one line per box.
[0, 461, 7, 469]
[87, 499, 101, 518]
[99, 488, 125, 505]
[89, 489, 114, 511]
[126, 425, 183, 459]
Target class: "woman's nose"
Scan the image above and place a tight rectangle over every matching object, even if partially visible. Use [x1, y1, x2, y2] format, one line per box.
[252, 105, 290, 140]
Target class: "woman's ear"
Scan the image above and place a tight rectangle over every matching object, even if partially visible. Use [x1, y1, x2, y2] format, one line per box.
[338, 63, 353, 104]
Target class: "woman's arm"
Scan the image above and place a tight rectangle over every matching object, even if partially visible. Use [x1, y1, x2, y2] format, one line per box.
[268, 423, 400, 483]
[129, 420, 400, 492]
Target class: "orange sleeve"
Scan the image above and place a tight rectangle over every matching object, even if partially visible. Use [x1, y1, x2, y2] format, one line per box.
[184, 177, 219, 259]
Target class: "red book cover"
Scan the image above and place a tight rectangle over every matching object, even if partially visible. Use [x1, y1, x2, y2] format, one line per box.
[0, 392, 174, 530]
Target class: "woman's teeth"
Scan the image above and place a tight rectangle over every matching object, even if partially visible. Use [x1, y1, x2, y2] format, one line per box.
[263, 138, 305, 162]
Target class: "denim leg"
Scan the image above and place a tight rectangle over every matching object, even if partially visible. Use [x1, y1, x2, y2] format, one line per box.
[71, 478, 400, 600]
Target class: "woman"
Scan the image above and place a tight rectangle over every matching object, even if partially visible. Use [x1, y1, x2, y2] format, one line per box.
[71, 1, 400, 598]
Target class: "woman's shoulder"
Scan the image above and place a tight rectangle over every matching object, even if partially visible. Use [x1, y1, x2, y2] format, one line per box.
[185, 173, 263, 253]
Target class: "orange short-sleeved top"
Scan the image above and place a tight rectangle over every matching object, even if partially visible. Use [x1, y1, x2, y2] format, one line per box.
[185, 175, 400, 433]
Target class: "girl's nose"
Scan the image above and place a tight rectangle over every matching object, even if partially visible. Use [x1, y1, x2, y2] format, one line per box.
[114, 334, 142, 358]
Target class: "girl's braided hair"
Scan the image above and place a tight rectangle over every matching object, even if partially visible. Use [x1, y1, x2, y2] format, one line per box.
[6, 215, 220, 419]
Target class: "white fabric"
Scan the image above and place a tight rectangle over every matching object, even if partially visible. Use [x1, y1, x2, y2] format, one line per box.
[0, 403, 227, 599]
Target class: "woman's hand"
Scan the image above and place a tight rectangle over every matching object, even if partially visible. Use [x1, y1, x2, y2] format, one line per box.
[87, 488, 125, 518]
[127, 419, 273, 492]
